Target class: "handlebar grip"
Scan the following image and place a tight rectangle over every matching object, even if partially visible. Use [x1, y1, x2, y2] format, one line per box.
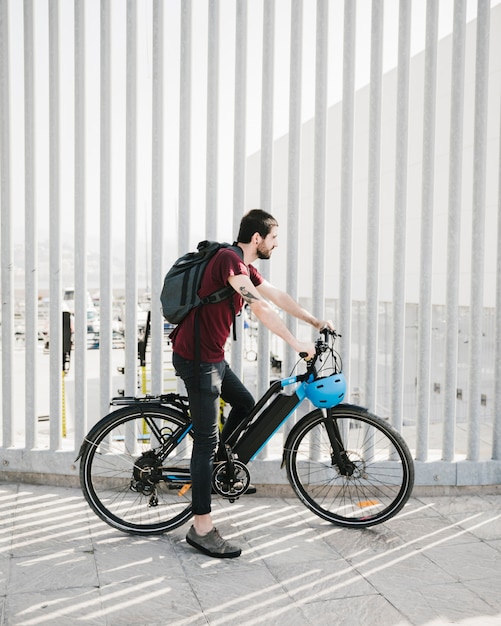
[299, 352, 308, 359]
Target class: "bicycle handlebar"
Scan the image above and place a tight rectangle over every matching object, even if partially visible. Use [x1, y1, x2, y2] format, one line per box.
[299, 328, 340, 359]
[296, 328, 341, 380]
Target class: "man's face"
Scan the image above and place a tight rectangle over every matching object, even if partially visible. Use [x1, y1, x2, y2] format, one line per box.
[256, 226, 278, 260]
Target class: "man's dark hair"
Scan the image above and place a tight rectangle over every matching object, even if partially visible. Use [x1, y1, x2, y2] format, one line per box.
[237, 209, 279, 243]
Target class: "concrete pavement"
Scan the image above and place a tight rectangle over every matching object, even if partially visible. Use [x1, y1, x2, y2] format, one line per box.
[1, 482, 501, 625]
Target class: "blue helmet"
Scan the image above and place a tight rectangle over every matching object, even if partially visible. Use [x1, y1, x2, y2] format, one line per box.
[304, 373, 346, 408]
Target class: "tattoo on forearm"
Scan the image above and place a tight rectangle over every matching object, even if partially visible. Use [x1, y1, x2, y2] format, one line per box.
[239, 287, 261, 305]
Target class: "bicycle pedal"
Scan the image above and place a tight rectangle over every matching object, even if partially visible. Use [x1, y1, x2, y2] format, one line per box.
[177, 483, 192, 496]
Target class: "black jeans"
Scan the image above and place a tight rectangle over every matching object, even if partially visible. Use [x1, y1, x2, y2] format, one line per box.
[172, 353, 255, 515]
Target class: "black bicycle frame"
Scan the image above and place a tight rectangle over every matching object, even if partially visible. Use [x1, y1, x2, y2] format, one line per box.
[226, 380, 303, 464]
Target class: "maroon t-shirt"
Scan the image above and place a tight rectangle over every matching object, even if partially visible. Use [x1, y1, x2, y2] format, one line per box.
[171, 247, 263, 362]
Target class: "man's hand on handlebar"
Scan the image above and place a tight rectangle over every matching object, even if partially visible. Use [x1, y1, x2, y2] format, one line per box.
[315, 319, 335, 333]
[296, 341, 316, 361]
[297, 327, 340, 360]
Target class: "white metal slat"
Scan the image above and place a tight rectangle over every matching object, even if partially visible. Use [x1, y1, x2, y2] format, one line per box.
[24, 0, 38, 449]
[283, 0, 303, 386]
[125, 0, 138, 397]
[49, 0, 63, 451]
[74, 0, 87, 445]
[312, 0, 328, 328]
[230, 0, 248, 382]
[99, 0, 113, 417]
[256, 0, 275, 405]
[0, 0, 14, 448]
[390, 0, 411, 435]
[467, 0, 490, 461]
[150, 0, 164, 396]
[365, 0, 384, 414]
[339, 0, 356, 393]
[443, 0, 467, 462]
[416, 0, 438, 462]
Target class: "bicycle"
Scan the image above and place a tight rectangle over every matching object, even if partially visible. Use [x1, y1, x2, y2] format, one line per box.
[78, 329, 414, 534]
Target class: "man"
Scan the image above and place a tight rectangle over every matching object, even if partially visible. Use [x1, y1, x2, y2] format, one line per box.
[171, 209, 333, 558]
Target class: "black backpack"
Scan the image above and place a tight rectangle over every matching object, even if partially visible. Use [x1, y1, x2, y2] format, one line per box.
[161, 240, 243, 324]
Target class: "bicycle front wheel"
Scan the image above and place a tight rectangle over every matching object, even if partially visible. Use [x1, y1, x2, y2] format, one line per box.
[284, 405, 414, 528]
[79, 404, 193, 534]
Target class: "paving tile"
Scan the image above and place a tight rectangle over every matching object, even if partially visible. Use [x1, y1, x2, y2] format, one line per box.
[7, 494, 94, 558]
[416, 495, 495, 517]
[4, 587, 106, 626]
[186, 567, 294, 623]
[358, 550, 456, 594]
[0, 555, 8, 595]
[488, 538, 501, 553]
[0, 539, 13, 560]
[8, 550, 99, 594]
[243, 525, 342, 567]
[218, 498, 308, 534]
[386, 514, 481, 549]
[321, 524, 406, 561]
[444, 509, 501, 542]
[202, 601, 309, 626]
[93, 534, 185, 585]
[0, 488, 18, 559]
[298, 594, 410, 626]
[463, 576, 501, 612]
[422, 540, 501, 582]
[454, 617, 501, 626]
[267, 558, 376, 604]
[9, 524, 94, 558]
[393, 498, 444, 519]
[387, 581, 497, 625]
[97, 578, 203, 626]
[381, 582, 497, 626]
[374, 586, 441, 625]
[480, 494, 501, 512]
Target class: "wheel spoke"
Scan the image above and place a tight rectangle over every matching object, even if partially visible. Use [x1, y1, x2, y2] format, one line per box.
[80, 406, 193, 534]
[285, 407, 414, 527]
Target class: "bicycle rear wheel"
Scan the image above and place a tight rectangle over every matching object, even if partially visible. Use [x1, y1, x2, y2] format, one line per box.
[284, 405, 414, 527]
[79, 404, 193, 534]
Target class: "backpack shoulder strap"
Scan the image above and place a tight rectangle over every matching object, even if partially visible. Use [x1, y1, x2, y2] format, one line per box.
[200, 244, 243, 304]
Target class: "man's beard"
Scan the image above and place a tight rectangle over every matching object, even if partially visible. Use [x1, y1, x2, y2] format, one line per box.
[257, 246, 273, 260]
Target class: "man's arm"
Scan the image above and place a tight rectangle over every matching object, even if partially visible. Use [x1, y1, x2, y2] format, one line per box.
[227, 274, 316, 359]
[256, 279, 333, 331]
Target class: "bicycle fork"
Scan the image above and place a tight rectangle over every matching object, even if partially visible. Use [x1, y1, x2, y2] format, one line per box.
[324, 409, 357, 477]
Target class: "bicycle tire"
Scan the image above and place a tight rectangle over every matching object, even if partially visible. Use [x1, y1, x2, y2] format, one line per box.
[284, 405, 414, 528]
[79, 404, 193, 535]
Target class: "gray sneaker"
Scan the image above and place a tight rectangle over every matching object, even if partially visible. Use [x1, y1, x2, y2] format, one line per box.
[186, 526, 241, 558]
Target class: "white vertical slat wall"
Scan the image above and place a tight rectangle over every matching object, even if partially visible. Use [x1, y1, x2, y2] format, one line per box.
[0, 0, 500, 487]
